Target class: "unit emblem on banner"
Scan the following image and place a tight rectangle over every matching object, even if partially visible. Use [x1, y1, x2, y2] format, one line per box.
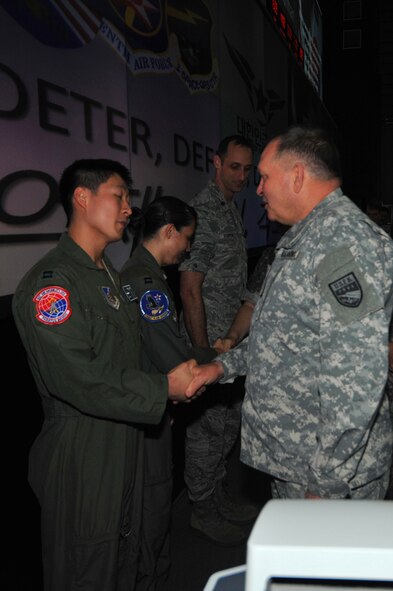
[1, 0, 218, 92]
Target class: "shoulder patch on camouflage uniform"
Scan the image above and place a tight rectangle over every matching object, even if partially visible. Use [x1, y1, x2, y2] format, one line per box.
[317, 247, 382, 325]
[328, 272, 363, 307]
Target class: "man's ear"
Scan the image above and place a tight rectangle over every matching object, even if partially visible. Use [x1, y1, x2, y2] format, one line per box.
[292, 163, 304, 194]
[213, 154, 222, 170]
[74, 187, 88, 209]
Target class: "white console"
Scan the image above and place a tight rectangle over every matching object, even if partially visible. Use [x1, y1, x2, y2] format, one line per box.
[246, 499, 393, 591]
[204, 499, 393, 591]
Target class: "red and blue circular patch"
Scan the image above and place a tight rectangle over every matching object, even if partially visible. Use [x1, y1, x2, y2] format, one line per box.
[33, 286, 72, 325]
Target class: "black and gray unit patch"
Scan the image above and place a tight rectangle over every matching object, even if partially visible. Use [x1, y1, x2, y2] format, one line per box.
[328, 272, 362, 308]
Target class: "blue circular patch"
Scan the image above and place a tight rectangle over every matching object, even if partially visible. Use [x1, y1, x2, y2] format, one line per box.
[139, 290, 171, 322]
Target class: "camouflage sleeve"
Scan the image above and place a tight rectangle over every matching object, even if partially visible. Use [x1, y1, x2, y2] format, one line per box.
[178, 203, 215, 274]
[309, 246, 389, 497]
[217, 337, 249, 381]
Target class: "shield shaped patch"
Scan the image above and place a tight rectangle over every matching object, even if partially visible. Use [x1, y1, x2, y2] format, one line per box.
[100, 286, 120, 310]
[328, 272, 363, 308]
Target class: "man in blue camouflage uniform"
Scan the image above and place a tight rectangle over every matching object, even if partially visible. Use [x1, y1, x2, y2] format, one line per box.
[179, 135, 258, 544]
[188, 126, 393, 500]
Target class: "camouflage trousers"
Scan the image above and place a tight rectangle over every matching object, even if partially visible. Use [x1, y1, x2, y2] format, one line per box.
[184, 377, 245, 502]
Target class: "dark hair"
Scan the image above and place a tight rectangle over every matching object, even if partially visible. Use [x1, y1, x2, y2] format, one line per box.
[216, 135, 253, 161]
[58, 158, 132, 226]
[274, 126, 342, 182]
[129, 196, 197, 241]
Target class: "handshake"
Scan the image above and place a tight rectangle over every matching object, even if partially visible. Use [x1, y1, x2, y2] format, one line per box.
[166, 359, 224, 403]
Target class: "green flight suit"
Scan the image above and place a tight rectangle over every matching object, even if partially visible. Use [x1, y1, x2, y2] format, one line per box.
[12, 234, 168, 591]
[121, 244, 215, 590]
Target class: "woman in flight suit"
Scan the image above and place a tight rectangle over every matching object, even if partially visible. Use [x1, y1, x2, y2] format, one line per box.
[121, 196, 216, 590]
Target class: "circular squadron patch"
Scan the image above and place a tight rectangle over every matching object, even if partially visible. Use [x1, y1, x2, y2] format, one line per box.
[33, 286, 72, 324]
[139, 289, 171, 322]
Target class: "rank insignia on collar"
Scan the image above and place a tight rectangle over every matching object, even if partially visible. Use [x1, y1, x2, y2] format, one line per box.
[140, 289, 171, 322]
[122, 283, 138, 302]
[100, 286, 120, 310]
[33, 286, 72, 325]
[329, 272, 363, 307]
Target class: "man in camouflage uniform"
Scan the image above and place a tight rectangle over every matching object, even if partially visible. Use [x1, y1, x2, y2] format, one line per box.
[179, 135, 258, 545]
[188, 126, 393, 500]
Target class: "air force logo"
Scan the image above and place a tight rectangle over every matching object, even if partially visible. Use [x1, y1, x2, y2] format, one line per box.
[328, 272, 363, 308]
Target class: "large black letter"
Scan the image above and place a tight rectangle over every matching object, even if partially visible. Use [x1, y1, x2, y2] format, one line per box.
[37, 79, 69, 135]
[174, 134, 190, 166]
[130, 117, 152, 157]
[192, 141, 204, 171]
[0, 170, 58, 224]
[107, 107, 127, 151]
[0, 63, 28, 119]
[71, 91, 103, 142]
